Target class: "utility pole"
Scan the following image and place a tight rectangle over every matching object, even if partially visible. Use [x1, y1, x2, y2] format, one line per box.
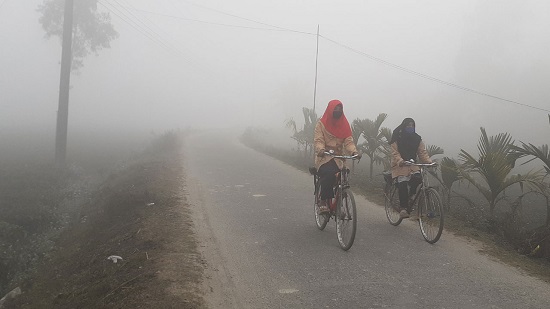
[312, 25, 319, 113]
[55, 0, 74, 168]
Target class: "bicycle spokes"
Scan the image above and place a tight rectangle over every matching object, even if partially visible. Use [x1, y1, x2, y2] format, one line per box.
[418, 188, 444, 244]
[336, 190, 357, 251]
[385, 185, 402, 226]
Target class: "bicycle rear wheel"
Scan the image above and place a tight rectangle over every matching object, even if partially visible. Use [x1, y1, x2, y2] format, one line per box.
[336, 189, 357, 251]
[314, 183, 329, 230]
[384, 184, 402, 226]
[418, 187, 444, 243]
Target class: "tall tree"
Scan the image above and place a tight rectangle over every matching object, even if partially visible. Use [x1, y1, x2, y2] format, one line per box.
[38, 0, 118, 167]
[38, 0, 118, 71]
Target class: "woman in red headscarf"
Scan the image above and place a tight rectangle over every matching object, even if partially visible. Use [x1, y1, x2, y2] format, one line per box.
[314, 100, 361, 213]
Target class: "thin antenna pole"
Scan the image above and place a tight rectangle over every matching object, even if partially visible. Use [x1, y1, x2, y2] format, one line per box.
[312, 25, 319, 112]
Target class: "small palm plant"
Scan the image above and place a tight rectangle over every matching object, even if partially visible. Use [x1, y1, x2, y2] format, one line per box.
[351, 119, 363, 147]
[510, 114, 550, 226]
[378, 127, 393, 171]
[511, 143, 550, 175]
[459, 127, 544, 218]
[285, 107, 318, 158]
[439, 157, 462, 206]
[426, 144, 444, 158]
[353, 113, 390, 179]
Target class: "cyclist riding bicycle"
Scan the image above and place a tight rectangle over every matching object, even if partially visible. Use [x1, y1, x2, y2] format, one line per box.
[314, 100, 361, 214]
[389, 117, 432, 218]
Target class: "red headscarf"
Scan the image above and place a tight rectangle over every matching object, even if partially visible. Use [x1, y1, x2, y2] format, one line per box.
[319, 100, 352, 139]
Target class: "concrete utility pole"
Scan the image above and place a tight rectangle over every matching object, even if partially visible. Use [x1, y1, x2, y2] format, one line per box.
[55, 0, 74, 168]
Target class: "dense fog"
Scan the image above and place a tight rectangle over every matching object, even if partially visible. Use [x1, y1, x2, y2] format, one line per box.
[1, 0, 549, 159]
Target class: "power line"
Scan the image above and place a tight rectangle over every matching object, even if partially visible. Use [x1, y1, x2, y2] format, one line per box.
[179, 0, 314, 35]
[101, 0, 210, 75]
[99, 0, 204, 64]
[173, 3, 550, 113]
[114, 3, 550, 113]
[151, 0, 245, 83]
[111, 0, 169, 42]
[320, 35, 550, 113]
[98, 0, 178, 56]
[121, 6, 313, 33]
[111, 0, 215, 76]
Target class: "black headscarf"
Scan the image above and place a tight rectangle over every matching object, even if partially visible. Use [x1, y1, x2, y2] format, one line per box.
[390, 118, 422, 161]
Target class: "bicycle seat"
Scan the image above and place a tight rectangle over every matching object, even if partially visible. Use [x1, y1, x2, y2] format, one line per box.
[309, 167, 317, 175]
[382, 170, 392, 184]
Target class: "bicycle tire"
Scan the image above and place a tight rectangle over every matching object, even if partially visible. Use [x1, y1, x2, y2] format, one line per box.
[336, 189, 357, 251]
[384, 184, 403, 226]
[418, 187, 444, 244]
[314, 183, 329, 230]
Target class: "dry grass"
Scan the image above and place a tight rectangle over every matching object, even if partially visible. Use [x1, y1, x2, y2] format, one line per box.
[2, 130, 205, 308]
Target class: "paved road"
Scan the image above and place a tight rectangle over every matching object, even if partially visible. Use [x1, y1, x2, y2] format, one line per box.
[184, 130, 550, 309]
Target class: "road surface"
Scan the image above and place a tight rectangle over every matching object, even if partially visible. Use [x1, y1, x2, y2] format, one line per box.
[184, 130, 550, 309]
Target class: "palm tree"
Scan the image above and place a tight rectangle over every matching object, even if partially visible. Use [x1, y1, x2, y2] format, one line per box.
[510, 114, 550, 225]
[285, 118, 300, 147]
[439, 157, 462, 206]
[285, 107, 318, 157]
[459, 127, 544, 218]
[378, 127, 393, 171]
[351, 118, 363, 147]
[512, 143, 550, 174]
[351, 119, 364, 170]
[426, 144, 444, 158]
[353, 113, 390, 179]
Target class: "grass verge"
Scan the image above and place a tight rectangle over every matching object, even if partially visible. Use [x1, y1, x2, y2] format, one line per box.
[3, 131, 205, 308]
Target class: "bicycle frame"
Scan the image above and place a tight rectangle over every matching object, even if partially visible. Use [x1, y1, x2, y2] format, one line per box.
[384, 160, 443, 243]
[322, 151, 358, 214]
[328, 168, 350, 212]
[407, 162, 436, 211]
[312, 151, 360, 250]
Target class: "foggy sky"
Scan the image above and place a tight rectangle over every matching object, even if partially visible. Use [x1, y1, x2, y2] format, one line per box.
[1, 0, 549, 157]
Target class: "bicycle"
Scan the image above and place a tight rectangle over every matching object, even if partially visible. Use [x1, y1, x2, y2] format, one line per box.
[383, 160, 444, 244]
[309, 150, 360, 251]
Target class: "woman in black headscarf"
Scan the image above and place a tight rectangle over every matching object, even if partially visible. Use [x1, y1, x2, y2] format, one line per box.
[390, 118, 432, 218]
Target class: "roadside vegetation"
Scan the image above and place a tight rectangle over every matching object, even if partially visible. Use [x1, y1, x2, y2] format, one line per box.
[1, 130, 204, 308]
[242, 109, 550, 280]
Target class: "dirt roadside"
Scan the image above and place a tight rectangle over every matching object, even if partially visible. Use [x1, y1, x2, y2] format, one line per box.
[5, 144, 206, 308]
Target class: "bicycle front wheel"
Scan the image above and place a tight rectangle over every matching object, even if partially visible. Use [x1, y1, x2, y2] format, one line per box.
[336, 189, 357, 251]
[418, 187, 444, 243]
[384, 184, 402, 226]
[314, 184, 329, 230]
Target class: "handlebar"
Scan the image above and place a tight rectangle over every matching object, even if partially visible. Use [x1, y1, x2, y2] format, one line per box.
[323, 150, 360, 160]
[403, 160, 437, 167]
